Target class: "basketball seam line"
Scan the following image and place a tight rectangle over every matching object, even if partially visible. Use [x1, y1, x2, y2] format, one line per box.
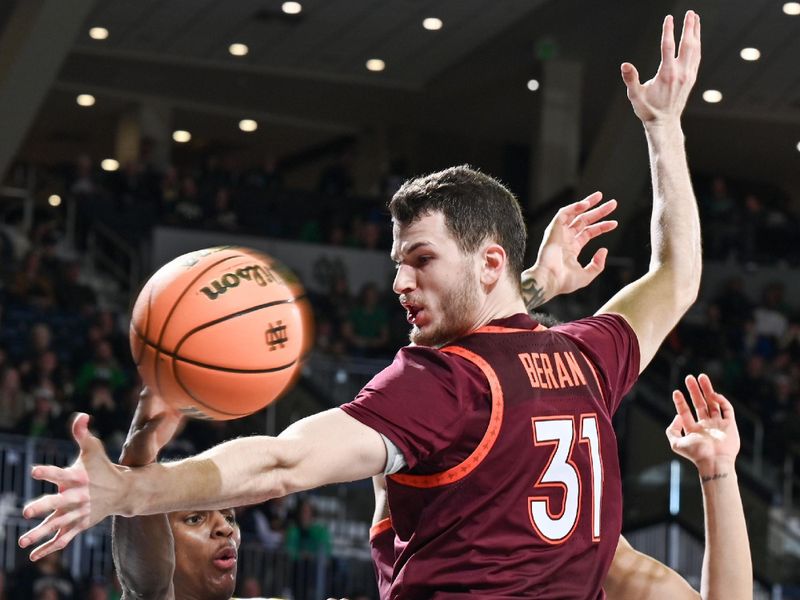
[152, 254, 245, 393]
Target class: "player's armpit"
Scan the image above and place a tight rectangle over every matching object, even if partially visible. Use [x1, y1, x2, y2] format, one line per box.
[597, 267, 697, 374]
[604, 535, 700, 600]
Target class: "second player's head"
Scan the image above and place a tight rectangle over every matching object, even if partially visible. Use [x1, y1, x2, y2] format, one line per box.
[168, 508, 240, 600]
[389, 165, 526, 347]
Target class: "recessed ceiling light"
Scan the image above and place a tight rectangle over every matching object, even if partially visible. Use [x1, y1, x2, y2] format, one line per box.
[702, 89, 723, 103]
[89, 27, 109, 40]
[366, 58, 385, 72]
[76, 94, 95, 107]
[739, 47, 761, 61]
[783, 2, 800, 15]
[48, 194, 62, 207]
[229, 43, 249, 57]
[172, 130, 192, 143]
[282, 1, 302, 15]
[423, 17, 443, 31]
[527, 79, 540, 92]
[796, 141, 800, 152]
[101, 159, 119, 172]
[239, 119, 258, 132]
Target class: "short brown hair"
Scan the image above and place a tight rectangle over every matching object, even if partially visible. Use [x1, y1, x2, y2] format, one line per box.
[388, 165, 526, 278]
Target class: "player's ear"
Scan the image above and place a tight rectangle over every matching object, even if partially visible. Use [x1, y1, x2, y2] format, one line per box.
[480, 243, 506, 286]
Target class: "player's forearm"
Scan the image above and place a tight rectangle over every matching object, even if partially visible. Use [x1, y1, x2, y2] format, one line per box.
[697, 458, 752, 600]
[114, 438, 175, 598]
[121, 436, 289, 516]
[643, 121, 701, 303]
[113, 515, 175, 600]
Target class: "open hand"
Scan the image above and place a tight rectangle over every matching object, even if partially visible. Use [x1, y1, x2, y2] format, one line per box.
[19, 413, 123, 561]
[666, 374, 740, 469]
[523, 191, 617, 308]
[621, 11, 701, 124]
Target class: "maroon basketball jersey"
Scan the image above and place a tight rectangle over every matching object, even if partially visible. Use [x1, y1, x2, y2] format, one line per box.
[343, 314, 638, 599]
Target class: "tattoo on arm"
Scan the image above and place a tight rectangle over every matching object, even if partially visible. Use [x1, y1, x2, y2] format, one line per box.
[521, 276, 545, 312]
[700, 472, 728, 485]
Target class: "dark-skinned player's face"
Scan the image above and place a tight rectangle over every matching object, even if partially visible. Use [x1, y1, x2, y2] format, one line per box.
[168, 509, 240, 600]
[392, 211, 482, 347]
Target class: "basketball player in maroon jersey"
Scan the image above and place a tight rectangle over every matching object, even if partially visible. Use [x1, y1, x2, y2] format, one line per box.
[23, 9, 704, 599]
[370, 374, 752, 599]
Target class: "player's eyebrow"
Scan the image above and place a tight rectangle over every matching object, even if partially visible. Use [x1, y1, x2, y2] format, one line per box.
[391, 241, 432, 263]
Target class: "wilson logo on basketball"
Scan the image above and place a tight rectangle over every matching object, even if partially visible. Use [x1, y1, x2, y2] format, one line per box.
[266, 321, 288, 350]
[199, 264, 279, 300]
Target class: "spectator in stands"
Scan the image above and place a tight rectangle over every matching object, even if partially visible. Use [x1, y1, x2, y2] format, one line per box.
[74, 340, 127, 396]
[19, 323, 54, 380]
[741, 193, 767, 263]
[94, 310, 129, 365]
[172, 175, 205, 224]
[8, 549, 76, 599]
[69, 154, 99, 197]
[284, 498, 331, 560]
[243, 155, 283, 191]
[82, 378, 127, 445]
[206, 187, 239, 231]
[55, 260, 97, 315]
[10, 251, 56, 308]
[752, 282, 789, 358]
[15, 384, 63, 439]
[0, 366, 27, 431]
[343, 283, 389, 356]
[22, 350, 66, 393]
[318, 150, 355, 197]
[713, 277, 753, 349]
[236, 503, 283, 550]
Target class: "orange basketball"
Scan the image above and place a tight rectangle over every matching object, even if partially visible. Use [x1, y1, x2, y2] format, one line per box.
[129, 246, 313, 420]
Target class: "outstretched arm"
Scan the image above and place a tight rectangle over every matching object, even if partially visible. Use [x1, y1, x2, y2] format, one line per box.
[20, 407, 386, 561]
[522, 191, 618, 311]
[598, 11, 702, 373]
[113, 390, 183, 600]
[667, 374, 751, 600]
[604, 374, 751, 600]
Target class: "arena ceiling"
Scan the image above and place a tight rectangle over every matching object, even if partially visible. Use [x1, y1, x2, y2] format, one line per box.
[8, 0, 800, 196]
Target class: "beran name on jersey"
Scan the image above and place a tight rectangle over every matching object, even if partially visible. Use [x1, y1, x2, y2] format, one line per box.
[517, 351, 588, 390]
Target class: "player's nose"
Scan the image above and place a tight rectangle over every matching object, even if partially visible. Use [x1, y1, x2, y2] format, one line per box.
[393, 264, 416, 295]
[211, 512, 235, 537]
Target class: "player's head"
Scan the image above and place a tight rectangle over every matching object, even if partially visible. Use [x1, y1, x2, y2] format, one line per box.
[389, 165, 526, 346]
[168, 508, 240, 600]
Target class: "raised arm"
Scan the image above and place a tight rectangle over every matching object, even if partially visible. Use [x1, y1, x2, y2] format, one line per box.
[20, 407, 387, 561]
[113, 389, 184, 600]
[522, 191, 618, 311]
[597, 11, 702, 373]
[604, 374, 751, 600]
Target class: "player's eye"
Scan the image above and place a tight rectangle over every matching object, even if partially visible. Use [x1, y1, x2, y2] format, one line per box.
[417, 256, 432, 266]
[225, 513, 237, 525]
[185, 514, 203, 525]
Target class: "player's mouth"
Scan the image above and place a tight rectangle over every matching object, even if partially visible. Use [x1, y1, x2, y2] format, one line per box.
[212, 546, 237, 571]
[405, 305, 425, 325]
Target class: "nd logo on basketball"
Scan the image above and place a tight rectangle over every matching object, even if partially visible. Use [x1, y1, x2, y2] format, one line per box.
[199, 264, 279, 300]
[266, 321, 288, 350]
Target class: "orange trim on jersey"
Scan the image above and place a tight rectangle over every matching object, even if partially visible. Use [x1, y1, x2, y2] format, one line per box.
[388, 345, 504, 489]
[579, 351, 606, 405]
[474, 324, 548, 334]
[370, 517, 394, 541]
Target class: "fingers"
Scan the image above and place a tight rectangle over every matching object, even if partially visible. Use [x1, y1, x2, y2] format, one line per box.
[665, 414, 684, 445]
[29, 464, 71, 488]
[684, 374, 710, 421]
[696, 373, 720, 417]
[574, 221, 618, 247]
[620, 62, 641, 92]
[72, 413, 90, 445]
[672, 390, 698, 432]
[677, 11, 694, 61]
[29, 526, 83, 562]
[661, 14, 676, 63]
[584, 247, 608, 275]
[558, 192, 603, 223]
[569, 199, 618, 230]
